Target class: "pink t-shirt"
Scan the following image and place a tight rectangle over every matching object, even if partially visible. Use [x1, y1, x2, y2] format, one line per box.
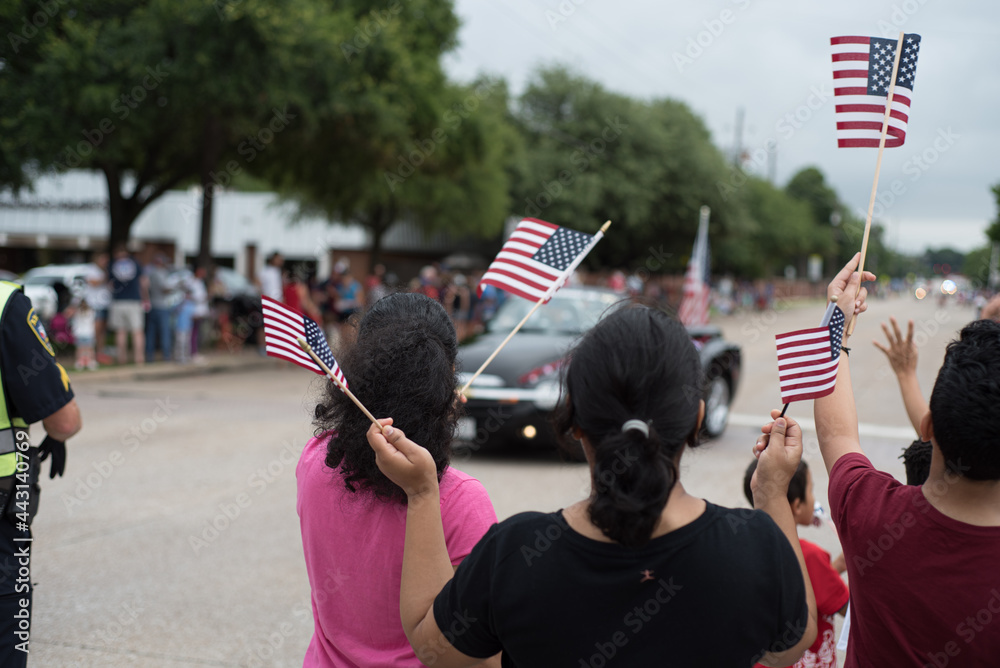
[296, 434, 497, 667]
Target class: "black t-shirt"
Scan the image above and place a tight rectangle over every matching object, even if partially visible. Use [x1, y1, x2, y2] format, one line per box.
[433, 503, 808, 668]
[1, 289, 74, 424]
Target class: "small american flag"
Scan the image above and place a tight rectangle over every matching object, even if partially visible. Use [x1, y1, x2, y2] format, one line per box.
[262, 296, 348, 389]
[477, 218, 602, 303]
[776, 305, 845, 404]
[678, 207, 711, 326]
[831, 34, 921, 148]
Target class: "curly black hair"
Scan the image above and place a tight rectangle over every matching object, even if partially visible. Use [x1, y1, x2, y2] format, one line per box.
[313, 293, 459, 503]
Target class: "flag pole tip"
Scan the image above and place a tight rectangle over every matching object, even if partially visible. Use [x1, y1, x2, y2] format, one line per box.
[599, 220, 612, 233]
[830, 295, 838, 303]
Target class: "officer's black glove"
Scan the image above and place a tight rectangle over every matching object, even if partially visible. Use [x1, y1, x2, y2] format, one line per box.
[38, 436, 66, 479]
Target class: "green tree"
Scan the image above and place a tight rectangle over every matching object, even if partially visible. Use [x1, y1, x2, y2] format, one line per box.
[256, 4, 516, 270]
[0, 0, 341, 262]
[989, 183, 1000, 243]
[510, 67, 741, 273]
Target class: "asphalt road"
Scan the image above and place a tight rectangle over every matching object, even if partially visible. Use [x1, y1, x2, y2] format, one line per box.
[26, 293, 976, 666]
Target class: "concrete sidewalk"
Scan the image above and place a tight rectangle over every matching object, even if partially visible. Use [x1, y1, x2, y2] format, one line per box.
[65, 351, 282, 386]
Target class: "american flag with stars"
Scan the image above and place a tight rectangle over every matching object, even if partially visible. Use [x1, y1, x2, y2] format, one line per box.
[261, 296, 348, 389]
[775, 305, 845, 404]
[477, 218, 604, 302]
[831, 34, 921, 147]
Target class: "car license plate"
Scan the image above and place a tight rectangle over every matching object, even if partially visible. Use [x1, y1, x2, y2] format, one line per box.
[456, 417, 476, 441]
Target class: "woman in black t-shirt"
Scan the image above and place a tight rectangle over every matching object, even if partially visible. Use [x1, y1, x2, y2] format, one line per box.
[367, 305, 830, 667]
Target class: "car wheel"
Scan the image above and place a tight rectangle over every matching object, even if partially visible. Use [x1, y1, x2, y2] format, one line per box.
[702, 374, 731, 439]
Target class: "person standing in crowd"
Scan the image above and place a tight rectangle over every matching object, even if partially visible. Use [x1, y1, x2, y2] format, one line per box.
[442, 273, 471, 342]
[365, 263, 388, 308]
[0, 278, 82, 664]
[144, 253, 173, 362]
[188, 266, 210, 362]
[174, 280, 196, 365]
[415, 265, 440, 301]
[256, 253, 284, 355]
[68, 298, 97, 370]
[334, 269, 363, 332]
[85, 251, 112, 364]
[258, 252, 284, 303]
[108, 244, 149, 366]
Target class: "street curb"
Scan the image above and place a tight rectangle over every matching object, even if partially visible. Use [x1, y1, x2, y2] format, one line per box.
[66, 355, 281, 385]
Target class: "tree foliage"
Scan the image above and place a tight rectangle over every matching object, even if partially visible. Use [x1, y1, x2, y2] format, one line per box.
[0, 0, 342, 256]
[510, 68, 741, 273]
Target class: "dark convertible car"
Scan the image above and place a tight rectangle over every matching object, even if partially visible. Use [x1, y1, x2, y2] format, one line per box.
[456, 288, 740, 458]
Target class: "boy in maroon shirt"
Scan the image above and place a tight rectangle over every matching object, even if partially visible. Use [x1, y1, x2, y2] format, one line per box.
[770, 255, 1000, 667]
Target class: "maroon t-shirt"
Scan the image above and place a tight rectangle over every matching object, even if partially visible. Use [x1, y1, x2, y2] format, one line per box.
[830, 453, 1000, 667]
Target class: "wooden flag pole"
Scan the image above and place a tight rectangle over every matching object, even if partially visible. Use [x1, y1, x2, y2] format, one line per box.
[460, 220, 612, 396]
[460, 298, 547, 396]
[297, 337, 386, 434]
[846, 30, 906, 336]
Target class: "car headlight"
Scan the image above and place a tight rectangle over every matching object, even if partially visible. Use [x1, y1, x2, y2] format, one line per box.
[533, 379, 562, 411]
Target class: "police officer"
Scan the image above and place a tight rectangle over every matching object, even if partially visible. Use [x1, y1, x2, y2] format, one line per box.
[0, 280, 80, 666]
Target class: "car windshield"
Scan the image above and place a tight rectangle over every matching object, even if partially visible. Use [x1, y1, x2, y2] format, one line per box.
[486, 291, 621, 335]
[21, 272, 60, 285]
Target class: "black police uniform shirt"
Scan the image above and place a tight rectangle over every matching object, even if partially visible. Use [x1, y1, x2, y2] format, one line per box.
[433, 503, 809, 668]
[0, 290, 74, 596]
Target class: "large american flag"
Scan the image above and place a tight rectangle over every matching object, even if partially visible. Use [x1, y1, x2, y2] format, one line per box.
[678, 208, 710, 326]
[261, 296, 348, 389]
[831, 34, 921, 148]
[477, 218, 602, 302]
[776, 305, 845, 404]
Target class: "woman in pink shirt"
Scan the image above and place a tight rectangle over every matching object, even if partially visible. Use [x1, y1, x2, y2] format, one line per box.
[297, 293, 498, 667]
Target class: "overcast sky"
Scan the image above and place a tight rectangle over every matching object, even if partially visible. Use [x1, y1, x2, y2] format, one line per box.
[443, 0, 1000, 254]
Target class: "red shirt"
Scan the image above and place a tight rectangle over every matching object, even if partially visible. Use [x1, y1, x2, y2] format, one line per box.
[830, 453, 1000, 667]
[755, 538, 849, 668]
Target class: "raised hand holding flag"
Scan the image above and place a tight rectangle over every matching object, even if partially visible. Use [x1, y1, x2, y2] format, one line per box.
[830, 31, 921, 335]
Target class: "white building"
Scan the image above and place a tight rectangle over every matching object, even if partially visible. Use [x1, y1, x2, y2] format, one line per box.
[0, 170, 485, 279]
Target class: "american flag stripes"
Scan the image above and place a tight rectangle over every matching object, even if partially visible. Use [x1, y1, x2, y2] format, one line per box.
[261, 296, 348, 389]
[477, 218, 603, 303]
[678, 207, 711, 326]
[831, 34, 921, 148]
[776, 306, 846, 404]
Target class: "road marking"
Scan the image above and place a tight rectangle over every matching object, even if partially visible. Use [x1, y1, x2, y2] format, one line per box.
[729, 413, 918, 441]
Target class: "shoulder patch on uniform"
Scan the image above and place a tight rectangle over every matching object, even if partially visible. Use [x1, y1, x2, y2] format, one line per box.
[27, 307, 56, 357]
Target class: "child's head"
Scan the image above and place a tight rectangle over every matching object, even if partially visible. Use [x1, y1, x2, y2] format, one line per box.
[743, 458, 814, 526]
[553, 305, 704, 548]
[928, 319, 1000, 481]
[900, 439, 933, 486]
[314, 293, 459, 503]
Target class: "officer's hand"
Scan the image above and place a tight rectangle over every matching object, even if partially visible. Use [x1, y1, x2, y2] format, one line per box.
[38, 436, 66, 478]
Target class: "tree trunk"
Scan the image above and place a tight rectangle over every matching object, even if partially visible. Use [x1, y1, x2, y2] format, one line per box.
[367, 202, 397, 274]
[197, 115, 224, 270]
[104, 166, 137, 253]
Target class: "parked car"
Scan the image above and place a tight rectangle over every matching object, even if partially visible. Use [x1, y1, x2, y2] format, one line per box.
[456, 288, 741, 458]
[19, 263, 96, 320]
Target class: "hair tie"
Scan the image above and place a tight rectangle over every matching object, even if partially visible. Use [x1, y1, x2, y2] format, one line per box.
[621, 419, 650, 438]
